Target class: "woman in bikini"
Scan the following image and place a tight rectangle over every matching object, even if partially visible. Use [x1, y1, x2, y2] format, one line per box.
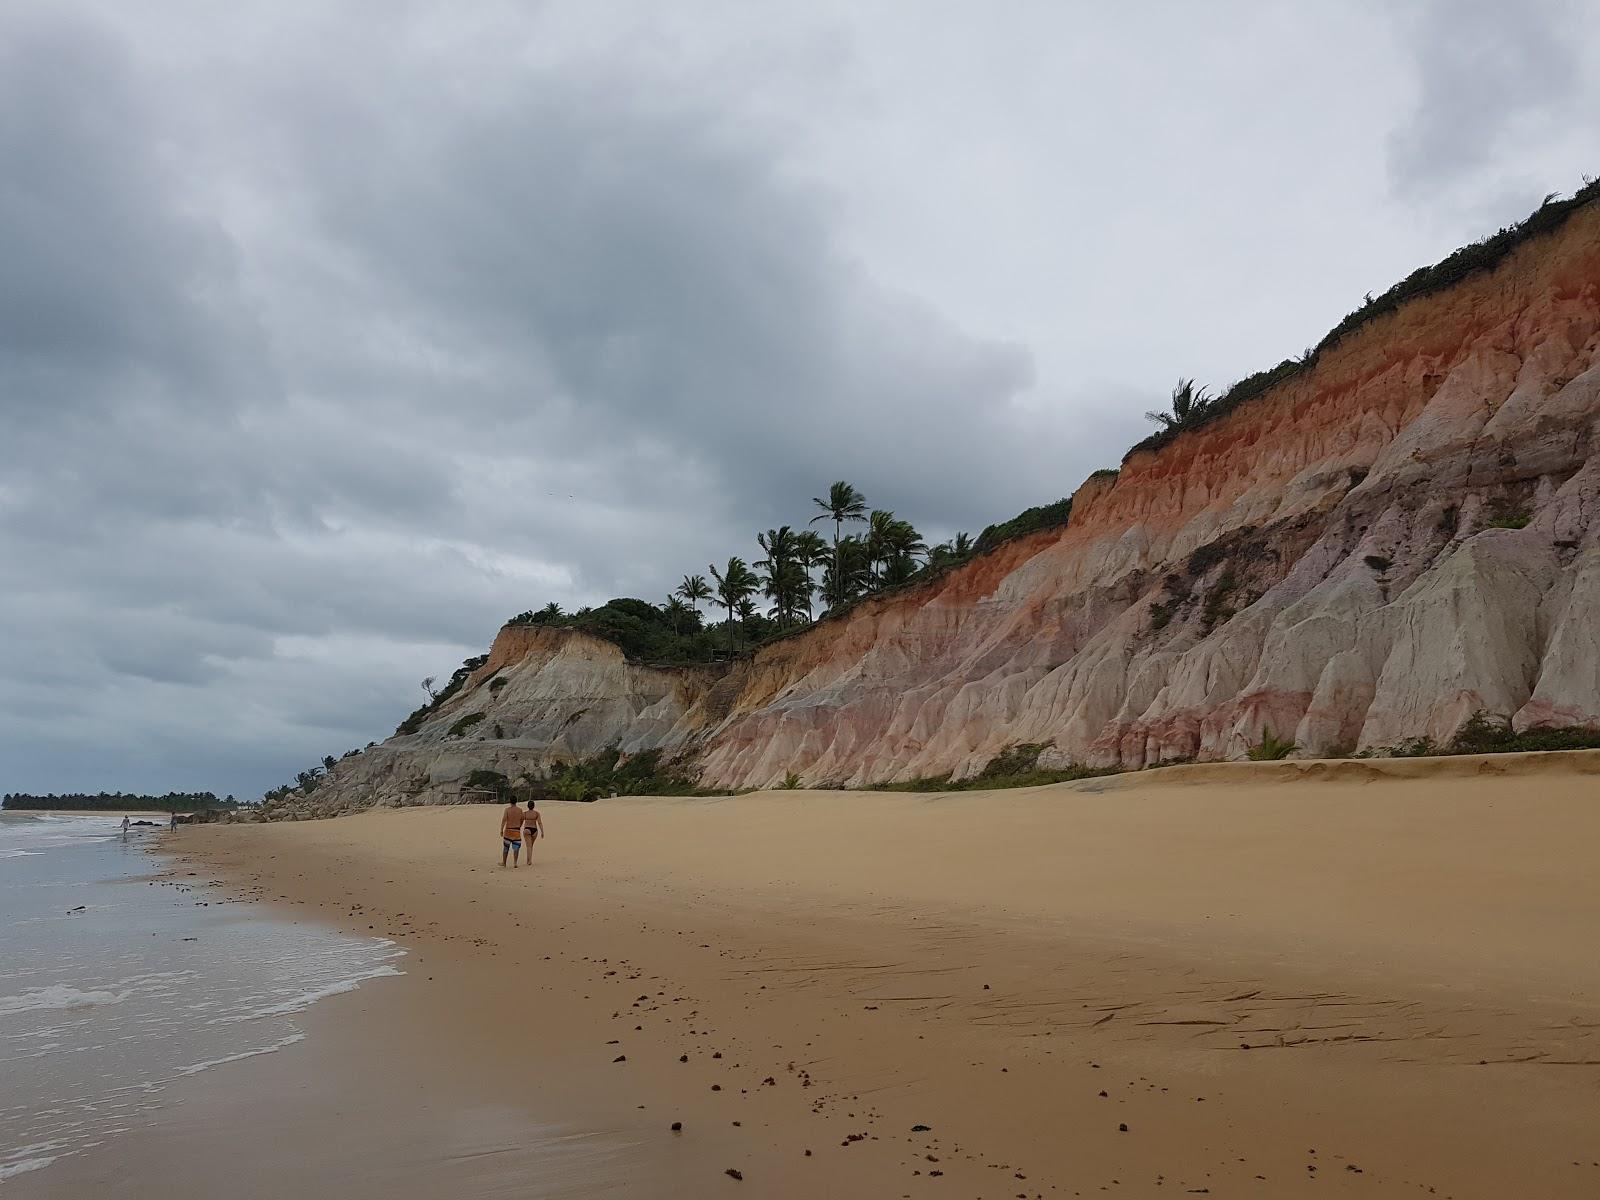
[520, 800, 544, 865]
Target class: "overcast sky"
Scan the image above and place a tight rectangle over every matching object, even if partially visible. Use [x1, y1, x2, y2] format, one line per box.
[2, 0, 1596, 799]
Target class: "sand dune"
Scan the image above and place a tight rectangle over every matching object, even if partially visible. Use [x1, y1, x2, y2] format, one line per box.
[28, 754, 1600, 1198]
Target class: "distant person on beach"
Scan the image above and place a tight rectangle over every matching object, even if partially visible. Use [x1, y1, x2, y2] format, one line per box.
[520, 800, 544, 863]
[170, 812, 178, 831]
[499, 800, 524, 867]
[121, 815, 131, 840]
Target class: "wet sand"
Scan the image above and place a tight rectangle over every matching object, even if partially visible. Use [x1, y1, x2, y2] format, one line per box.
[22, 753, 1600, 1198]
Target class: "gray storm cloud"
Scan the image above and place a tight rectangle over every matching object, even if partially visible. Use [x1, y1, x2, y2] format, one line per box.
[1386, 0, 1581, 200]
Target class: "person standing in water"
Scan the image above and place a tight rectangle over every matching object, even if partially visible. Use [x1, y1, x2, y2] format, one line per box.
[520, 799, 544, 865]
[121, 815, 131, 840]
[499, 799, 524, 867]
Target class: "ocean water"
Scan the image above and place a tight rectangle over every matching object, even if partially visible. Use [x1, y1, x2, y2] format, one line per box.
[0, 812, 404, 1183]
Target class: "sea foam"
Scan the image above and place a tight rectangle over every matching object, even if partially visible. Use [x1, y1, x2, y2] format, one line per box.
[0, 985, 129, 1018]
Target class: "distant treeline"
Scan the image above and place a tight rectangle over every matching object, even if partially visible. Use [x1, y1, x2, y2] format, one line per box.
[2, 792, 238, 812]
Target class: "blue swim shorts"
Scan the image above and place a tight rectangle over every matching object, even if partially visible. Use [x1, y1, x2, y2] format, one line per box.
[503, 837, 521, 850]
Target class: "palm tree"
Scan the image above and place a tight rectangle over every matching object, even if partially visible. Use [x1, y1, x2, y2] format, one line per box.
[810, 481, 868, 609]
[928, 530, 973, 568]
[821, 535, 870, 605]
[675, 574, 711, 620]
[708, 557, 758, 653]
[761, 557, 809, 626]
[880, 518, 927, 585]
[756, 526, 801, 625]
[535, 601, 564, 623]
[756, 526, 797, 567]
[793, 530, 829, 617]
[664, 595, 693, 636]
[865, 509, 898, 589]
[1145, 378, 1212, 431]
[756, 525, 795, 571]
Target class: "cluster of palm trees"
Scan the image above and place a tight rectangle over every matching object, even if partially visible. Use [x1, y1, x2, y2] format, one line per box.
[507, 481, 976, 658]
[672, 481, 971, 651]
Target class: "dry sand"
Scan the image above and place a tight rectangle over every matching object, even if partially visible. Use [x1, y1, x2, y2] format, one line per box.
[24, 753, 1600, 1198]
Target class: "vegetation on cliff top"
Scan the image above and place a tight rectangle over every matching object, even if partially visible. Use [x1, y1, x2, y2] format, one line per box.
[1126, 176, 1600, 459]
[395, 655, 488, 735]
[504, 480, 986, 664]
[972, 497, 1074, 554]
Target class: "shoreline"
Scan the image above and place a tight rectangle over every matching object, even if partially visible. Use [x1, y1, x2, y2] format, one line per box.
[19, 762, 1600, 1197]
[0, 817, 410, 1191]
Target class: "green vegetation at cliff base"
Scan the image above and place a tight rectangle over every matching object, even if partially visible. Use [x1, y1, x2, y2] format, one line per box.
[462, 748, 736, 804]
[862, 743, 1124, 792]
[436, 713, 1600, 813]
[1372, 713, 1600, 758]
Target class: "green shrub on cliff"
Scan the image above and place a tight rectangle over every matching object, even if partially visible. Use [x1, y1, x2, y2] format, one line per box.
[396, 654, 488, 735]
[1246, 729, 1297, 760]
[867, 743, 1116, 792]
[976, 743, 1050, 777]
[552, 775, 595, 802]
[542, 745, 732, 798]
[447, 712, 487, 738]
[1448, 712, 1600, 755]
[973, 497, 1073, 555]
[1485, 511, 1531, 530]
[463, 769, 511, 797]
[1201, 569, 1240, 631]
[509, 596, 733, 664]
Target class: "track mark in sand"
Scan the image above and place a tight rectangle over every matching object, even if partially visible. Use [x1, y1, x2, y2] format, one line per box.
[1228, 1033, 1419, 1050]
[746, 962, 910, 974]
[1137, 1019, 1232, 1027]
[981, 997, 1095, 1013]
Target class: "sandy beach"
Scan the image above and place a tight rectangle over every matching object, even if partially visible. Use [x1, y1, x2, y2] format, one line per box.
[22, 753, 1600, 1198]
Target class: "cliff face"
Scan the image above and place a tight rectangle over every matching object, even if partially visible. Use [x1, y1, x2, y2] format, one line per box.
[298, 202, 1600, 812]
[305, 625, 722, 809]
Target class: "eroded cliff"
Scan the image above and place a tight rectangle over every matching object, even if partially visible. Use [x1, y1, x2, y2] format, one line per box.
[294, 196, 1600, 812]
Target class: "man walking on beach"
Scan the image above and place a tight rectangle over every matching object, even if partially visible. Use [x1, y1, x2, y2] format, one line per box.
[499, 799, 524, 867]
